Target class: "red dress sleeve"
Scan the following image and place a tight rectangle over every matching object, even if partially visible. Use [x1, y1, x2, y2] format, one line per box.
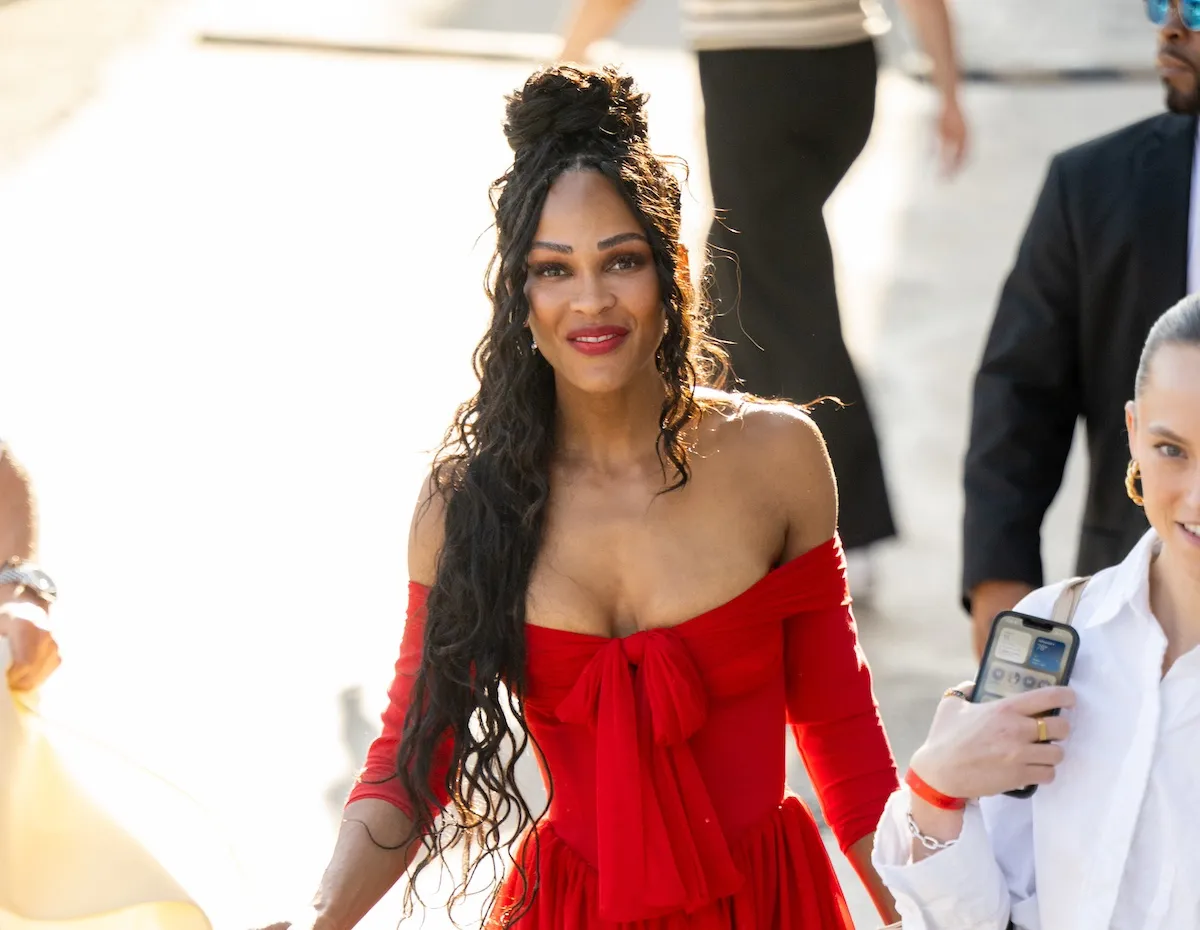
[345, 582, 453, 820]
[784, 543, 898, 853]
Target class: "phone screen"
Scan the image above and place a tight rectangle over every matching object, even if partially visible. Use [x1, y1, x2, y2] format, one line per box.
[976, 614, 1075, 704]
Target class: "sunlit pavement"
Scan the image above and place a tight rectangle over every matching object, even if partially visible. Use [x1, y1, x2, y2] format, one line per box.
[0, 2, 1167, 926]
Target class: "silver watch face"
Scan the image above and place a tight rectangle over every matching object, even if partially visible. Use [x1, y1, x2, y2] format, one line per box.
[26, 568, 56, 599]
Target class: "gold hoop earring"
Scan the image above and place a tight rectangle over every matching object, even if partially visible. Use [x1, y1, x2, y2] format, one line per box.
[1125, 460, 1144, 507]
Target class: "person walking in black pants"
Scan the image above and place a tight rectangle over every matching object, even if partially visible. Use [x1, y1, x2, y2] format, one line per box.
[560, 0, 967, 583]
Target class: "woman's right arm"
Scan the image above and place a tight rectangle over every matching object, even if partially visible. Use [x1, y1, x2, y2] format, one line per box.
[286, 799, 421, 930]
[871, 680, 1074, 930]
[260, 480, 449, 930]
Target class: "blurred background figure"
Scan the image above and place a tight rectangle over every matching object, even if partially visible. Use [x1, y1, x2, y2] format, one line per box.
[963, 0, 1200, 658]
[0, 438, 219, 930]
[0, 438, 61, 692]
[559, 0, 968, 598]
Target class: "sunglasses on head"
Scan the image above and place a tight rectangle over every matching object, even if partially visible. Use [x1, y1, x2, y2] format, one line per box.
[1148, 0, 1200, 31]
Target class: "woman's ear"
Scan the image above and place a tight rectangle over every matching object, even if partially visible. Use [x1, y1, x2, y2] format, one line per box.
[1125, 400, 1137, 459]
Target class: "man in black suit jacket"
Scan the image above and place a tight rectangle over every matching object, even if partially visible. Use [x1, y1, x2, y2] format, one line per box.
[963, 3, 1199, 656]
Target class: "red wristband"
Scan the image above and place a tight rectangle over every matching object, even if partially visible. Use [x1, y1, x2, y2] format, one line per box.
[905, 767, 967, 811]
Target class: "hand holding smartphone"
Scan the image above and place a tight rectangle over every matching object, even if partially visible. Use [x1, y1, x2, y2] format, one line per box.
[971, 610, 1080, 797]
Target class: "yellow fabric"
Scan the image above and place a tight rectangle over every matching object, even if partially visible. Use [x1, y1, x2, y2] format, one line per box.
[0, 638, 216, 930]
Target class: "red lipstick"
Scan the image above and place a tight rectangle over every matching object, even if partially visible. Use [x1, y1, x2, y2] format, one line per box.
[566, 325, 629, 356]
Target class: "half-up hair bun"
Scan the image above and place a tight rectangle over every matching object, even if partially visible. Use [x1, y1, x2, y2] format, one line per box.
[503, 64, 650, 157]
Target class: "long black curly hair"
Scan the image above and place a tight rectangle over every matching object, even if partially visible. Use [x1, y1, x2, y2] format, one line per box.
[388, 64, 729, 926]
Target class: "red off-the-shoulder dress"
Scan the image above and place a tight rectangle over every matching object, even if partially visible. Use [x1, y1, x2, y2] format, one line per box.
[348, 537, 898, 928]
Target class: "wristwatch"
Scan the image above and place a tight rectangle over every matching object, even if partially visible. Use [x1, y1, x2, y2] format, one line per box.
[0, 558, 58, 605]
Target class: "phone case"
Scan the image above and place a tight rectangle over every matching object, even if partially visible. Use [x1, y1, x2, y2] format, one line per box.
[971, 610, 1080, 798]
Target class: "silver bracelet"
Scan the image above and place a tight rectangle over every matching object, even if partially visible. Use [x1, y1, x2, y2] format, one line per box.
[907, 812, 960, 851]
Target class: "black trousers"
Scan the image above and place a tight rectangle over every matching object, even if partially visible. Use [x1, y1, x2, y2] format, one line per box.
[699, 42, 895, 550]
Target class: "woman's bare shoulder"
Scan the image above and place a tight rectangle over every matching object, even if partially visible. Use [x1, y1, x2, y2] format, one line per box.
[699, 395, 837, 550]
[700, 393, 827, 462]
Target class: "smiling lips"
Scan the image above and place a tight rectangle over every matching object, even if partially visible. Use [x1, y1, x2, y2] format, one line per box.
[566, 325, 630, 356]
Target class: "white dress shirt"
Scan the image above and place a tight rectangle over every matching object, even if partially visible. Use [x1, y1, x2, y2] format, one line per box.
[872, 530, 1200, 930]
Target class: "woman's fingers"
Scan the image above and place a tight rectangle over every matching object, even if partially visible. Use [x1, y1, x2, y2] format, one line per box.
[1008, 685, 1075, 716]
[1020, 763, 1059, 787]
[1023, 741, 1066, 767]
[1027, 713, 1071, 743]
[942, 680, 975, 701]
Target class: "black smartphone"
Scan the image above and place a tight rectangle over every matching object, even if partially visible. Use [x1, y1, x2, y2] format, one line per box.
[971, 610, 1081, 798]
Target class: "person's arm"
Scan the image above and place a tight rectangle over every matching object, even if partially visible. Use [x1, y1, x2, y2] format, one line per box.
[785, 578, 900, 924]
[871, 788, 1031, 929]
[761, 409, 901, 923]
[895, 0, 967, 174]
[963, 155, 1081, 659]
[278, 800, 421, 930]
[0, 442, 59, 690]
[872, 671, 1071, 928]
[258, 480, 452, 930]
[0, 440, 39, 596]
[559, 0, 638, 63]
[874, 580, 1071, 928]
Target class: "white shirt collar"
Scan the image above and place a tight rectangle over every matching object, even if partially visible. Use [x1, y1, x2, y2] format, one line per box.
[1076, 528, 1160, 634]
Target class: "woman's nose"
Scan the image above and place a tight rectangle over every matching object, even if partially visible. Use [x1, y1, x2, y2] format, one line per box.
[571, 272, 615, 314]
[1184, 462, 1200, 510]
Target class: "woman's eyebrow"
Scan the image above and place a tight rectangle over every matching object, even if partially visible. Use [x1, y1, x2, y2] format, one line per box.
[598, 232, 647, 250]
[1148, 423, 1189, 444]
[530, 240, 571, 254]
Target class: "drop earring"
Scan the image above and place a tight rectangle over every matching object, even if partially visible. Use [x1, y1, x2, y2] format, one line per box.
[1126, 460, 1144, 507]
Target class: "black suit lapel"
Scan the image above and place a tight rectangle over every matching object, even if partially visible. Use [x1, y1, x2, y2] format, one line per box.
[1134, 113, 1195, 321]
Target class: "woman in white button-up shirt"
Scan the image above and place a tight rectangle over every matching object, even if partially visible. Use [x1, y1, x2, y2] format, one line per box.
[871, 294, 1200, 930]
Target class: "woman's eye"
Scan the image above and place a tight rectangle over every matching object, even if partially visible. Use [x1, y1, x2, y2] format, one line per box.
[531, 263, 568, 279]
[609, 254, 643, 272]
[1155, 442, 1185, 459]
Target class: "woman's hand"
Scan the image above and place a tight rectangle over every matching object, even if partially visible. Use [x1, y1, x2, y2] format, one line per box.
[0, 601, 60, 691]
[936, 93, 969, 177]
[909, 682, 1074, 801]
[251, 906, 319, 930]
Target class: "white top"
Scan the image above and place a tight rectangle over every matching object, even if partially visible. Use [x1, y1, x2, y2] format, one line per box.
[680, 0, 890, 52]
[872, 530, 1200, 930]
[1188, 121, 1200, 294]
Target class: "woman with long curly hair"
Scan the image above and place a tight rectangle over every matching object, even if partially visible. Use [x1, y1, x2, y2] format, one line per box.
[261, 64, 901, 930]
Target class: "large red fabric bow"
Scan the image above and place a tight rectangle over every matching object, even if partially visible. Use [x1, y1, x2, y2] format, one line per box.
[556, 629, 743, 922]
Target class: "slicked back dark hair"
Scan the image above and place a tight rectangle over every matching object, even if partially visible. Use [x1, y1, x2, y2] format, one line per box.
[1135, 293, 1200, 396]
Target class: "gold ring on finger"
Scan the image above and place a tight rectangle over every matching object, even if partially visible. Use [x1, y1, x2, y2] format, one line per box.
[943, 688, 968, 700]
[1036, 717, 1049, 743]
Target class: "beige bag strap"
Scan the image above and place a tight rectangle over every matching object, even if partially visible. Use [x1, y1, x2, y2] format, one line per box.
[1049, 575, 1091, 627]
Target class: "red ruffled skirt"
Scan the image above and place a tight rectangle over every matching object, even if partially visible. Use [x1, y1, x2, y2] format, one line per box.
[489, 796, 855, 929]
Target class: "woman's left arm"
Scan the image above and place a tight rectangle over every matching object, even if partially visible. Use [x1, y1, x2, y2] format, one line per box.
[783, 577, 900, 922]
[761, 408, 900, 922]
